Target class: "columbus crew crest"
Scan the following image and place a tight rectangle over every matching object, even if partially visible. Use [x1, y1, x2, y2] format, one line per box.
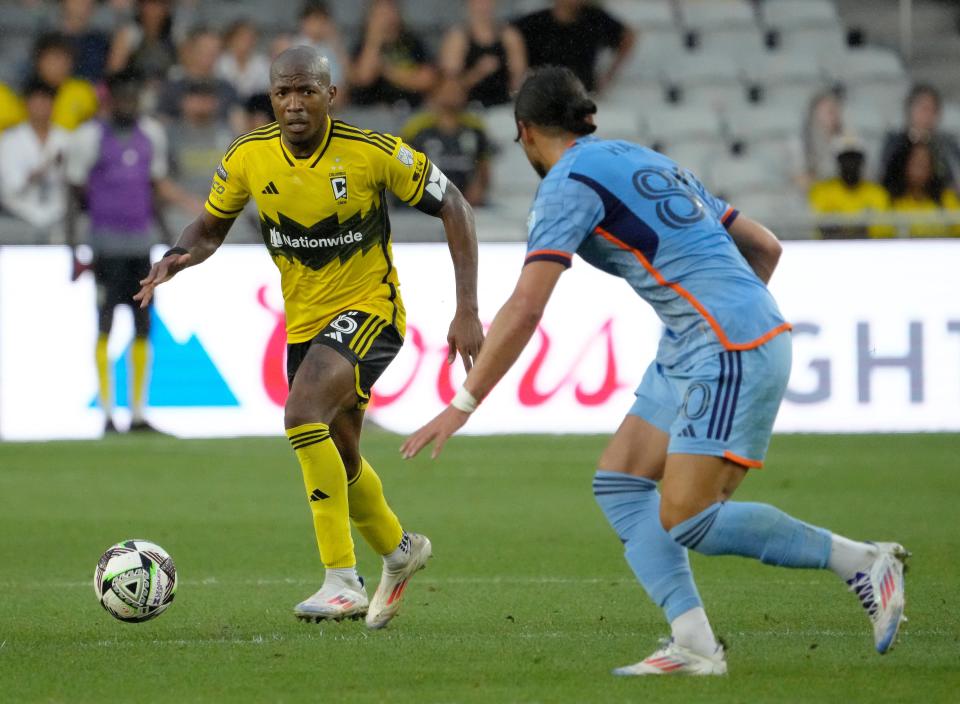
[330, 174, 348, 202]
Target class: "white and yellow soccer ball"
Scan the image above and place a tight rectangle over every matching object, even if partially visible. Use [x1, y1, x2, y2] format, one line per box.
[94, 539, 177, 623]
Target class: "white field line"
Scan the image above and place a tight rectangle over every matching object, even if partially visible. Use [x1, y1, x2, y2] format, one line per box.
[1, 576, 834, 589]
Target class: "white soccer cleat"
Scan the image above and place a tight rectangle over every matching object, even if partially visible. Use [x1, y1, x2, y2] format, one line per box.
[365, 532, 432, 630]
[613, 639, 727, 676]
[847, 541, 909, 654]
[294, 577, 368, 623]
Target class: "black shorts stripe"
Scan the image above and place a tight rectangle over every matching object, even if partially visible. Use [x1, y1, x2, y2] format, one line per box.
[723, 352, 743, 441]
[330, 130, 394, 156]
[707, 353, 727, 439]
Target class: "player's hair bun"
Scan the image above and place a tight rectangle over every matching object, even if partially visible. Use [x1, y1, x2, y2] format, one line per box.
[563, 97, 598, 135]
[515, 65, 599, 136]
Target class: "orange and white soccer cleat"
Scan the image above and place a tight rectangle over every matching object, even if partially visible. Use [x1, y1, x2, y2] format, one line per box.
[365, 532, 432, 630]
[613, 639, 727, 676]
[294, 575, 368, 622]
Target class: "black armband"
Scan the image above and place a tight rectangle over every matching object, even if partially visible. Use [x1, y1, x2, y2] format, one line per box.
[412, 162, 449, 216]
[163, 246, 189, 258]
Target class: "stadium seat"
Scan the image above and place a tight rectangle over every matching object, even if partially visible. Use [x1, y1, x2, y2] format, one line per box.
[830, 47, 907, 86]
[758, 83, 824, 114]
[601, 81, 670, 112]
[622, 29, 685, 81]
[743, 49, 825, 87]
[941, 102, 960, 136]
[728, 189, 813, 238]
[681, 83, 752, 115]
[695, 26, 768, 66]
[762, 0, 840, 30]
[725, 104, 803, 144]
[481, 105, 519, 145]
[645, 106, 725, 150]
[845, 83, 910, 128]
[663, 141, 729, 178]
[595, 104, 646, 141]
[703, 150, 791, 199]
[663, 50, 742, 86]
[775, 26, 847, 61]
[677, 0, 758, 31]
[605, 0, 676, 31]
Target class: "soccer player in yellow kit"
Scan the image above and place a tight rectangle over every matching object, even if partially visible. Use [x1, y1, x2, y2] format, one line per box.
[135, 47, 483, 629]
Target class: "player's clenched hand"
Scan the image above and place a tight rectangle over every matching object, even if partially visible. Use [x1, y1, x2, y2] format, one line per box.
[447, 308, 484, 372]
[400, 406, 470, 460]
[133, 252, 191, 309]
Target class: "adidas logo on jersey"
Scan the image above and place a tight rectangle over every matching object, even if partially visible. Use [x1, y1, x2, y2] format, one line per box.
[677, 424, 697, 438]
[261, 181, 279, 194]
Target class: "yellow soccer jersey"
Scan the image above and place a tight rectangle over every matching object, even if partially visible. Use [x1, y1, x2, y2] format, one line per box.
[205, 117, 435, 343]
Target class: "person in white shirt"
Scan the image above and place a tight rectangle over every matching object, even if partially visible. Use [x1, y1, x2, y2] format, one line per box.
[0, 80, 71, 235]
[215, 19, 271, 100]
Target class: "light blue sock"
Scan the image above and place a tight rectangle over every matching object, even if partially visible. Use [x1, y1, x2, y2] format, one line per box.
[669, 501, 832, 569]
[593, 471, 703, 622]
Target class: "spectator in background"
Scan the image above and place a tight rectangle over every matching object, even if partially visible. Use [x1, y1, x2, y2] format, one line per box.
[513, 0, 634, 95]
[243, 92, 275, 131]
[809, 136, 891, 239]
[800, 89, 845, 188]
[402, 77, 492, 207]
[107, 0, 178, 82]
[157, 27, 239, 124]
[885, 141, 960, 237]
[6, 34, 100, 131]
[0, 79, 70, 234]
[439, 0, 527, 108]
[880, 84, 960, 191]
[168, 81, 234, 199]
[216, 19, 271, 100]
[294, 1, 350, 97]
[58, 0, 112, 82]
[350, 0, 437, 109]
[66, 69, 173, 433]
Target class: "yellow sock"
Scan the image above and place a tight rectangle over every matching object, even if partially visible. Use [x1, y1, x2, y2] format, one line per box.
[286, 423, 356, 569]
[348, 457, 404, 555]
[95, 334, 111, 412]
[131, 337, 149, 419]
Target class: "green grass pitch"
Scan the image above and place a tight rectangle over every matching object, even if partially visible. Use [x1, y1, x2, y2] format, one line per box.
[1, 432, 958, 703]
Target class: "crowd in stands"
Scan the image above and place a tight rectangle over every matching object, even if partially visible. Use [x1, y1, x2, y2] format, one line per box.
[0, 0, 958, 245]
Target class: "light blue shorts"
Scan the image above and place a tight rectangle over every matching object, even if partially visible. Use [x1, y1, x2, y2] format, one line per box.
[629, 332, 792, 468]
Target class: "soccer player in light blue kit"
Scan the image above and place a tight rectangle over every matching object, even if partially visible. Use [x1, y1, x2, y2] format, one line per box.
[402, 67, 909, 675]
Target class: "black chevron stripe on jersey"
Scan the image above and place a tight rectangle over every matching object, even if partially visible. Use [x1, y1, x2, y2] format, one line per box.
[332, 121, 395, 149]
[261, 199, 388, 270]
[224, 125, 280, 161]
[330, 127, 394, 156]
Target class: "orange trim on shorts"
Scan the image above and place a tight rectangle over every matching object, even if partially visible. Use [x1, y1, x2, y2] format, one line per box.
[593, 226, 792, 351]
[724, 450, 764, 469]
[525, 249, 573, 262]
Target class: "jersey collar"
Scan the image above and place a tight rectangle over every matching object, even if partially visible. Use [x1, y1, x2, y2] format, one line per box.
[278, 115, 334, 168]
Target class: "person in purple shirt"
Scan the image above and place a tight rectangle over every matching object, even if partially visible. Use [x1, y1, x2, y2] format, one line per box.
[67, 69, 173, 434]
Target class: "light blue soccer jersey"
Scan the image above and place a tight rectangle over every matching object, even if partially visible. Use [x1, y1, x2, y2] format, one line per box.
[525, 136, 791, 367]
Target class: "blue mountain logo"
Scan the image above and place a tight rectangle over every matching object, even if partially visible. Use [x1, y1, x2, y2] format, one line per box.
[90, 310, 238, 408]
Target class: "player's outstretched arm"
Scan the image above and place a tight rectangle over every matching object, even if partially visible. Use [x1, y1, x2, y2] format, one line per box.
[133, 211, 234, 309]
[727, 214, 783, 284]
[431, 181, 484, 371]
[400, 260, 565, 460]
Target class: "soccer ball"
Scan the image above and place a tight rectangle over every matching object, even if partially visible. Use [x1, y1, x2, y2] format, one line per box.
[94, 539, 178, 623]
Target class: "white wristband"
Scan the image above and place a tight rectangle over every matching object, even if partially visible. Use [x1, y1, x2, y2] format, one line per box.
[451, 386, 479, 414]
